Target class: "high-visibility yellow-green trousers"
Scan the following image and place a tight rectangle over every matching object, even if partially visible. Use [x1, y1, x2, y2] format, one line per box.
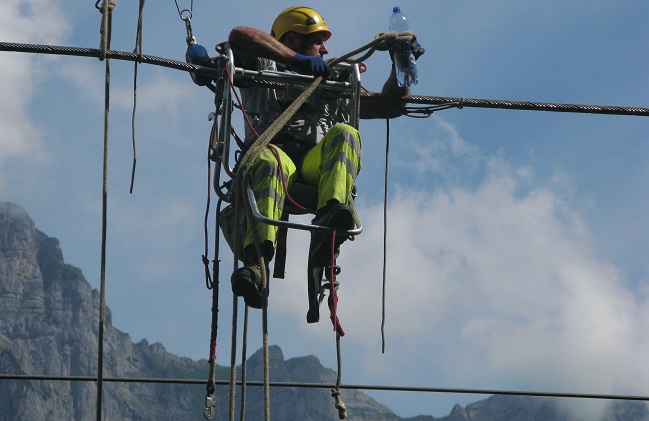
[244, 123, 362, 250]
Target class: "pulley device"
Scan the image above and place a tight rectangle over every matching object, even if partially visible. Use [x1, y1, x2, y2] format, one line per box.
[175, 0, 215, 88]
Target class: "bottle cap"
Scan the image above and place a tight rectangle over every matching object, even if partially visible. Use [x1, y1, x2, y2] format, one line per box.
[393, 6, 401, 13]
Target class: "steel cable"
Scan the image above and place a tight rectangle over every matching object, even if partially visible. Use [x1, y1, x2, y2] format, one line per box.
[2, 41, 649, 117]
[5, 374, 649, 404]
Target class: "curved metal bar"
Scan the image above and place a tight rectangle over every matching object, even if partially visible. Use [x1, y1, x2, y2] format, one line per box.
[242, 170, 362, 236]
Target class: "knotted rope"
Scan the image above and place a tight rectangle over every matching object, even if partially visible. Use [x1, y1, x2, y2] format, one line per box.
[95, 2, 114, 421]
[97, 0, 116, 60]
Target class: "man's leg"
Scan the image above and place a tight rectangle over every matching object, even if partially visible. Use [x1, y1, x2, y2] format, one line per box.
[232, 146, 296, 308]
[301, 123, 362, 266]
[301, 123, 362, 210]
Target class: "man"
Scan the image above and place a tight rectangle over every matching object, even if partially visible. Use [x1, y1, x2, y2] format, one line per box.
[228, 6, 417, 309]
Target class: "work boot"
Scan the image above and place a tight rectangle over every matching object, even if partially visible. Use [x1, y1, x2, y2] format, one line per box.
[309, 203, 355, 267]
[231, 245, 271, 309]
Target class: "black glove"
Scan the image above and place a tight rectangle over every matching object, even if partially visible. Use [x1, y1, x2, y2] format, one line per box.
[410, 35, 425, 60]
[389, 35, 425, 62]
[291, 53, 331, 77]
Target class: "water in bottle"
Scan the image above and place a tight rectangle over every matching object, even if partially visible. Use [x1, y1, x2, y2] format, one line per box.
[388, 6, 418, 87]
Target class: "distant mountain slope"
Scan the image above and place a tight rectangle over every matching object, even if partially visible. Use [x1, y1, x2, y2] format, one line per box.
[437, 395, 649, 421]
[1, 201, 647, 420]
[0, 201, 431, 420]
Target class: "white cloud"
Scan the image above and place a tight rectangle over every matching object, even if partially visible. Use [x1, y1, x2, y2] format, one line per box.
[268, 119, 649, 419]
[112, 73, 194, 114]
[0, 0, 70, 168]
[107, 190, 202, 283]
[0, 0, 69, 44]
[0, 48, 42, 164]
[56, 60, 105, 102]
[55, 62, 194, 116]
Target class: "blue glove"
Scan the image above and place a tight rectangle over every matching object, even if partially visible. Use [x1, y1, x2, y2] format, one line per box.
[291, 53, 330, 77]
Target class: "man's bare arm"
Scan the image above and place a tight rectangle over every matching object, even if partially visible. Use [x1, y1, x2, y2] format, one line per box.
[228, 26, 295, 66]
[359, 66, 410, 119]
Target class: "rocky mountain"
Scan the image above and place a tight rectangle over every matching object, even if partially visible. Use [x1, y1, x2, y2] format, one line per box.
[437, 395, 649, 421]
[0, 201, 426, 420]
[1, 200, 648, 421]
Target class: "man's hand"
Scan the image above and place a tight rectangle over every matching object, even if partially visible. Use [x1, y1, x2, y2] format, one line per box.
[291, 53, 331, 77]
[410, 35, 425, 60]
[389, 35, 425, 63]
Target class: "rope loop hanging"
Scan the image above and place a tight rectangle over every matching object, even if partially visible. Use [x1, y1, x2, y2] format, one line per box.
[332, 333, 347, 419]
[96, 0, 116, 60]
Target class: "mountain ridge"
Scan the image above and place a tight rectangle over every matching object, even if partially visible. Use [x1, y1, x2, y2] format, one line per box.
[0, 201, 429, 420]
[1, 200, 648, 420]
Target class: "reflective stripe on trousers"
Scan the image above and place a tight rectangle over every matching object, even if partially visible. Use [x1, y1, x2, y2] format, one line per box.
[244, 123, 362, 248]
[301, 123, 362, 210]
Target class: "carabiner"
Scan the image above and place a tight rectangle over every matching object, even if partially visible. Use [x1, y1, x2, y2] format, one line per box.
[358, 62, 368, 73]
[185, 19, 195, 44]
[174, 0, 193, 21]
[203, 394, 216, 420]
[174, 0, 195, 43]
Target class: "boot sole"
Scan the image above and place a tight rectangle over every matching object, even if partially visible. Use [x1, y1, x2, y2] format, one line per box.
[231, 269, 263, 309]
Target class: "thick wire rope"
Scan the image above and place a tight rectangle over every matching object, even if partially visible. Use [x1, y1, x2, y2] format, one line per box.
[3, 41, 649, 117]
[95, 2, 114, 421]
[381, 119, 390, 354]
[240, 306, 249, 421]
[229, 294, 239, 421]
[263, 294, 271, 421]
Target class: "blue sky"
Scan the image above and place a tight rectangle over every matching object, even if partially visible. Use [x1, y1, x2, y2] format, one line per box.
[2, 0, 649, 418]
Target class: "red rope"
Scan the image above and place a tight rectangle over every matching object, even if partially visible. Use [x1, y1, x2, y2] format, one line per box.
[210, 339, 217, 360]
[329, 231, 344, 336]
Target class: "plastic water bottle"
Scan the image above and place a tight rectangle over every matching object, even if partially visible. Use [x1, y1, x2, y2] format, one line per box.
[388, 6, 418, 87]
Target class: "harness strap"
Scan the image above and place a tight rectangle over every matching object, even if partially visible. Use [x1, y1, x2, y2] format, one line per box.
[273, 215, 289, 279]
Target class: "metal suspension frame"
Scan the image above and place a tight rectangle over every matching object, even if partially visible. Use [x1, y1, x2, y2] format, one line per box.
[211, 42, 363, 235]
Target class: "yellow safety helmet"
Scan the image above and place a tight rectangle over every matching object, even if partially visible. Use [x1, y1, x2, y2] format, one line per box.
[270, 6, 331, 41]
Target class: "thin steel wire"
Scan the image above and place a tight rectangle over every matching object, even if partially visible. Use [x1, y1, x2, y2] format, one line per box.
[3, 374, 649, 403]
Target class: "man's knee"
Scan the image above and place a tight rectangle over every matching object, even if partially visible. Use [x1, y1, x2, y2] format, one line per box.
[327, 124, 362, 155]
[331, 123, 360, 139]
